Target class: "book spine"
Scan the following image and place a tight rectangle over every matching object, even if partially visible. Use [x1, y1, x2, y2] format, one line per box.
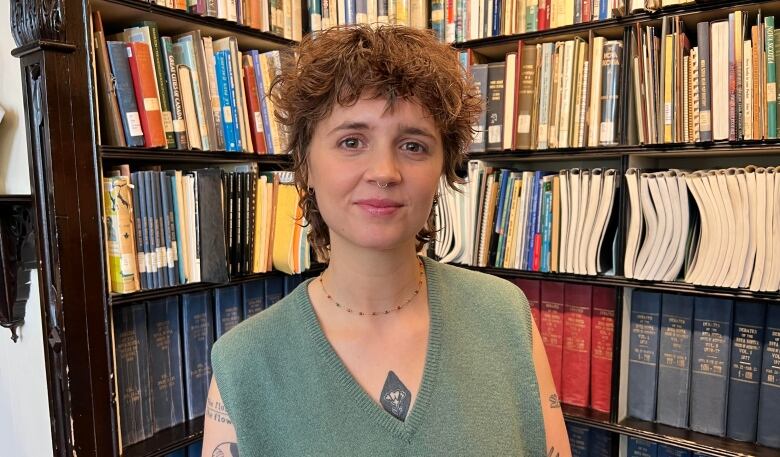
[561, 283, 592, 407]
[215, 285, 243, 336]
[215, 50, 236, 150]
[690, 296, 733, 437]
[726, 300, 766, 442]
[540, 281, 565, 394]
[757, 303, 780, 448]
[567, 423, 590, 455]
[140, 172, 158, 288]
[251, 51, 274, 154]
[126, 42, 167, 148]
[143, 23, 176, 148]
[161, 37, 188, 149]
[526, 172, 541, 270]
[151, 171, 169, 287]
[106, 42, 146, 147]
[103, 176, 140, 293]
[766, 17, 777, 139]
[242, 57, 267, 154]
[195, 168, 229, 283]
[627, 290, 661, 421]
[182, 291, 214, 419]
[223, 49, 243, 152]
[540, 179, 552, 272]
[469, 64, 489, 152]
[146, 297, 186, 432]
[242, 279, 266, 317]
[516, 44, 538, 150]
[590, 286, 615, 413]
[514, 278, 541, 327]
[486, 62, 506, 151]
[93, 22, 127, 147]
[656, 293, 694, 428]
[159, 172, 177, 286]
[129, 173, 148, 289]
[697, 22, 713, 142]
[599, 40, 623, 146]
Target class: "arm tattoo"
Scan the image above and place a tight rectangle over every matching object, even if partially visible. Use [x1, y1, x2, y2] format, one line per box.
[548, 393, 560, 409]
[212, 442, 239, 457]
[207, 397, 233, 425]
[548, 446, 560, 457]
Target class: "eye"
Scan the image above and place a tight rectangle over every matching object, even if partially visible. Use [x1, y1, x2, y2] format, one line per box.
[339, 137, 365, 149]
[401, 141, 428, 154]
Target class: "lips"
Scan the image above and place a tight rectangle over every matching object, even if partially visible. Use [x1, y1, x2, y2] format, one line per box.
[355, 198, 403, 216]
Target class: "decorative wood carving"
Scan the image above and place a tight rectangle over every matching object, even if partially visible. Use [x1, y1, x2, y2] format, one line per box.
[10, 0, 65, 47]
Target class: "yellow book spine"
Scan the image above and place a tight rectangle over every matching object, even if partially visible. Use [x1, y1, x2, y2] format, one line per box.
[103, 176, 140, 294]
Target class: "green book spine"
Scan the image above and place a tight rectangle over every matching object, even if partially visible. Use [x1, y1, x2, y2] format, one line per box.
[775, 28, 780, 138]
[140, 21, 177, 148]
[766, 17, 777, 138]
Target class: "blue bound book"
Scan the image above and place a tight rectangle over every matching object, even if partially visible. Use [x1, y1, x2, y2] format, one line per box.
[146, 296, 186, 433]
[657, 445, 691, 457]
[628, 290, 662, 422]
[112, 303, 153, 446]
[656, 293, 694, 429]
[689, 296, 733, 437]
[242, 279, 266, 318]
[627, 437, 658, 457]
[284, 275, 303, 295]
[726, 300, 766, 442]
[588, 428, 612, 457]
[250, 51, 273, 154]
[214, 50, 236, 151]
[130, 172, 149, 290]
[526, 172, 542, 270]
[159, 171, 178, 286]
[566, 423, 589, 457]
[182, 291, 215, 419]
[186, 441, 203, 457]
[757, 303, 780, 448]
[265, 276, 285, 308]
[215, 285, 243, 338]
[106, 41, 145, 147]
[222, 49, 242, 151]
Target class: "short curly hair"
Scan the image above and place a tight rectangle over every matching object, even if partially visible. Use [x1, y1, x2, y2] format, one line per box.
[269, 25, 482, 261]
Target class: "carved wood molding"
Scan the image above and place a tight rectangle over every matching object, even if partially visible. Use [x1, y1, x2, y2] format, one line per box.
[10, 0, 65, 48]
[0, 199, 36, 342]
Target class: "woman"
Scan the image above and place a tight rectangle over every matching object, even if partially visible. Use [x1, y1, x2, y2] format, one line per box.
[204, 25, 571, 456]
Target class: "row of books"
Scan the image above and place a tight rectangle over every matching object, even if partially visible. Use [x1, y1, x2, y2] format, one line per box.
[141, 0, 302, 40]
[625, 165, 780, 293]
[512, 279, 615, 413]
[112, 276, 302, 447]
[93, 14, 287, 154]
[463, 37, 624, 153]
[103, 166, 309, 294]
[629, 13, 780, 144]
[435, 164, 619, 275]
[627, 290, 780, 448]
[307, 0, 429, 31]
[164, 441, 202, 457]
[567, 422, 613, 456]
[625, 436, 712, 457]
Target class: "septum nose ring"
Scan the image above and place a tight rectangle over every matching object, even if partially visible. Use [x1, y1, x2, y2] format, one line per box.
[377, 182, 389, 189]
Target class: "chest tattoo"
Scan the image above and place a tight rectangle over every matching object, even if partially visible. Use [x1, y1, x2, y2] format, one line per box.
[380, 370, 412, 421]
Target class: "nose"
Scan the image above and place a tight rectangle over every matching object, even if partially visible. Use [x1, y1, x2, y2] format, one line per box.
[365, 146, 402, 188]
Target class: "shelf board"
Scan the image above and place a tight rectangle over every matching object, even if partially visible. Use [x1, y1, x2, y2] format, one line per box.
[458, 264, 780, 302]
[110, 265, 323, 306]
[562, 404, 612, 428]
[92, 0, 293, 51]
[100, 146, 293, 165]
[121, 416, 203, 457]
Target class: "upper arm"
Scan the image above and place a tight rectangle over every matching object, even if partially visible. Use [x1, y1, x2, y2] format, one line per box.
[202, 377, 239, 457]
[531, 317, 572, 457]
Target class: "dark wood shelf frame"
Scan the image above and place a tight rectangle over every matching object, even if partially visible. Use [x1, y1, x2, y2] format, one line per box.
[100, 146, 294, 165]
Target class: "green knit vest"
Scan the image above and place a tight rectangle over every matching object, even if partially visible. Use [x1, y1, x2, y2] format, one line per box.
[211, 257, 546, 456]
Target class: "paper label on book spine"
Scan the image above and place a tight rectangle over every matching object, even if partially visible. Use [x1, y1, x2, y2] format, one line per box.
[162, 111, 174, 132]
[223, 106, 233, 124]
[600, 122, 614, 143]
[167, 247, 176, 268]
[136, 253, 146, 273]
[488, 125, 501, 144]
[254, 112, 264, 133]
[768, 83, 777, 102]
[473, 130, 484, 144]
[664, 102, 672, 125]
[517, 114, 532, 134]
[144, 97, 160, 112]
[699, 110, 711, 132]
[121, 253, 135, 274]
[173, 119, 186, 132]
[126, 112, 143, 137]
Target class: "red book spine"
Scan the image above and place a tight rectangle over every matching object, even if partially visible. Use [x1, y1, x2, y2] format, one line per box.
[243, 64, 267, 154]
[582, 0, 591, 23]
[539, 0, 550, 30]
[590, 286, 615, 413]
[561, 283, 592, 407]
[540, 281, 565, 394]
[126, 42, 166, 148]
[532, 233, 542, 271]
[515, 278, 541, 327]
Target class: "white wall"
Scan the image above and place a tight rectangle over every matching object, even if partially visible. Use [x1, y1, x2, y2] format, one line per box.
[0, 4, 55, 456]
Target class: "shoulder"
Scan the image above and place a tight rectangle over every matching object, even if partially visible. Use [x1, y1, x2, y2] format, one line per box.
[427, 258, 529, 311]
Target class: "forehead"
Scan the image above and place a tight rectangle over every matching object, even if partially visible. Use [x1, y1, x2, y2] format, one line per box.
[318, 97, 440, 135]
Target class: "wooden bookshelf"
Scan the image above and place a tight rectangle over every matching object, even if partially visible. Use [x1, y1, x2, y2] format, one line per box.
[100, 146, 294, 165]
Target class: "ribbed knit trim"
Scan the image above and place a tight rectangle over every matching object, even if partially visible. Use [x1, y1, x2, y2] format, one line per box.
[295, 255, 443, 442]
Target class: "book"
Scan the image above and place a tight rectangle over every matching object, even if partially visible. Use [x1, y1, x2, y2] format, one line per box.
[590, 286, 615, 413]
[627, 437, 658, 456]
[566, 422, 589, 457]
[215, 285, 243, 337]
[514, 278, 540, 326]
[146, 297, 186, 433]
[126, 41, 167, 148]
[103, 176, 140, 294]
[112, 303, 153, 446]
[182, 290, 215, 419]
[561, 283, 592, 407]
[265, 275, 285, 307]
[628, 290, 661, 422]
[656, 293, 694, 429]
[242, 279, 266, 318]
[106, 41, 145, 147]
[540, 281, 565, 394]
[599, 40, 623, 146]
[689, 296, 733, 436]
[486, 62, 506, 151]
[757, 303, 780, 448]
[195, 169, 229, 283]
[726, 300, 766, 442]
[92, 12, 126, 147]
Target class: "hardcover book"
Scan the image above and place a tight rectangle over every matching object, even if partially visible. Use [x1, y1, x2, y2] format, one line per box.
[656, 293, 694, 428]
[628, 290, 661, 422]
[146, 297, 186, 432]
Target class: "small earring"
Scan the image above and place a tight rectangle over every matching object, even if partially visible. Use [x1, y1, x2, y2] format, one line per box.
[377, 182, 389, 189]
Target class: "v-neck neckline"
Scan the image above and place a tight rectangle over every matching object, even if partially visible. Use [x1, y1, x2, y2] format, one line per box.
[297, 255, 443, 442]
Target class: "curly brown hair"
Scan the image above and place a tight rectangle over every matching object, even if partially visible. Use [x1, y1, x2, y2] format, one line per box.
[269, 25, 482, 261]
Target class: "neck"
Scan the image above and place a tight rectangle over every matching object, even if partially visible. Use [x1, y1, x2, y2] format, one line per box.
[322, 244, 423, 316]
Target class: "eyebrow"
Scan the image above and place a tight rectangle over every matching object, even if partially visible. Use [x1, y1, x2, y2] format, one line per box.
[327, 121, 436, 139]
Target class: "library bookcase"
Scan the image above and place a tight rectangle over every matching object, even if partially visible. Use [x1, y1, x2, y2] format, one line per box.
[8, 0, 780, 456]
